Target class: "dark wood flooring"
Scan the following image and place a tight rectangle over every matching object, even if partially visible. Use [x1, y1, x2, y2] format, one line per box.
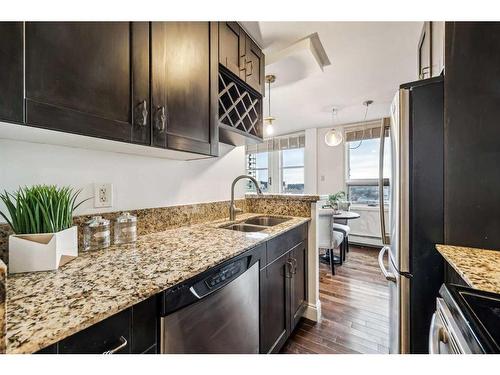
[281, 245, 390, 354]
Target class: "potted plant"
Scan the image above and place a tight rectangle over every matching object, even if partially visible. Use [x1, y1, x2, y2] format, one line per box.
[0, 185, 87, 273]
[328, 191, 346, 214]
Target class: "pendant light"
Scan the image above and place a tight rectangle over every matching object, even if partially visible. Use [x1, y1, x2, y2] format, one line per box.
[348, 100, 373, 150]
[264, 74, 276, 136]
[324, 108, 343, 146]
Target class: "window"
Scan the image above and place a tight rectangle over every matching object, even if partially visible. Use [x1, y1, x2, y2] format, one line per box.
[280, 148, 304, 194]
[245, 132, 305, 194]
[346, 124, 391, 206]
[246, 151, 270, 192]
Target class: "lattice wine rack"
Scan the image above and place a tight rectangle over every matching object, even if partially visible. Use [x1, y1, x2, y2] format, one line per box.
[218, 69, 263, 139]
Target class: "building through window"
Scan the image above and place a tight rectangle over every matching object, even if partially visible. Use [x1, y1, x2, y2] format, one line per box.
[246, 133, 305, 194]
[345, 122, 391, 206]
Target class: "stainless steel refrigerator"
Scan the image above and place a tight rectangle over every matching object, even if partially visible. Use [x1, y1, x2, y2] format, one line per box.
[377, 76, 444, 354]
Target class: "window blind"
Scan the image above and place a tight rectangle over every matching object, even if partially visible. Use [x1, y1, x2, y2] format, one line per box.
[344, 119, 389, 142]
[245, 132, 305, 154]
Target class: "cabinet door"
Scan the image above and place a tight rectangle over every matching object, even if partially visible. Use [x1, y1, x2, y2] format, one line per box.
[244, 36, 265, 95]
[131, 295, 158, 354]
[219, 22, 245, 80]
[417, 22, 432, 79]
[25, 22, 150, 145]
[260, 253, 291, 354]
[0, 22, 23, 123]
[151, 22, 218, 156]
[58, 308, 131, 354]
[290, 242, 307, 331]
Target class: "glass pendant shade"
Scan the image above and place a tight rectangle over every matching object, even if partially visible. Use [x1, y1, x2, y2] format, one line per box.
[324, 128, 343, 146]
[265, 123, 274, 136]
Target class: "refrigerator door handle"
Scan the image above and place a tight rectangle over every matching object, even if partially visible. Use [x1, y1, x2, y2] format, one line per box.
[378, 246, 396, 282]
[378, 117, 390, 245]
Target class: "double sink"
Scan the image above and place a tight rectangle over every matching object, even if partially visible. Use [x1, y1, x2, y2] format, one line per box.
[222, 216, 290, 232]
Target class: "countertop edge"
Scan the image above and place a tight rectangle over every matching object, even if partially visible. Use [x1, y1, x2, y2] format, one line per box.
[436, 244, 500, 294]
[245, 193, 320, 202]
[7, 214, 310, 354]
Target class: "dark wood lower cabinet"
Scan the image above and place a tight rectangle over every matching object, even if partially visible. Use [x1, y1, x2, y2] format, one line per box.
[58, 308, 132, 354]
[260, 225, 308, 354]
[260, 252, 290, 354]
[37, 296, 158, 354]
[290, 242, 307, 331]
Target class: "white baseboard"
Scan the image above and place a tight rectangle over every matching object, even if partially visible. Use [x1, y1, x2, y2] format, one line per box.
[302, 300, 321, 322]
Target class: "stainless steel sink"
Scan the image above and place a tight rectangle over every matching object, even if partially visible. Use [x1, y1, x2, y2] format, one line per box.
[222, 223, 267, 232]
[243, 216, 290, 227]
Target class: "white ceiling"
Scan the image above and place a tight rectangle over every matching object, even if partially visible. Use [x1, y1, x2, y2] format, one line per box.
[241, 22, 423, 136]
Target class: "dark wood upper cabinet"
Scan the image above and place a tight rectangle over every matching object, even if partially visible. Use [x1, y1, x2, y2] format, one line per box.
[244, 36, 265, 95]
[444, 22, 500, 249]
[24, 22, 150, 145]
[219, 22, 245, 80]
[0, 22, 23, 124]
[151, 22, 218, 156]
[218, 22, 265, 95]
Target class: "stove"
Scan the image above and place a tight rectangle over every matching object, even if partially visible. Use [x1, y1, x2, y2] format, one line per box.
[430, 284, 500, 354]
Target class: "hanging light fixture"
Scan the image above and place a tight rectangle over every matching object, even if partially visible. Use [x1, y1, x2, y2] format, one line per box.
[264, 74, 276, 136]
[348, 100, 373, 150]
[324, 108, 343, 146]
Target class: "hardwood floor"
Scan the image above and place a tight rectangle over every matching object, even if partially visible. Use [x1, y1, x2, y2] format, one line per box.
[281, 245, 390, 354]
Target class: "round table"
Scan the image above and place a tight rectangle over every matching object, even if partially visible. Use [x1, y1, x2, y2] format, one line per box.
[319, 210, 361, 265]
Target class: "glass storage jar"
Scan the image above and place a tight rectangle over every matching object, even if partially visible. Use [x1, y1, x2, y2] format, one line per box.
[83, 216, 110, 251]
[114, 212, 137, 245]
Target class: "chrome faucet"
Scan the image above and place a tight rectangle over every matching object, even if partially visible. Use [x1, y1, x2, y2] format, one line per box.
[230, 175, 263, 221]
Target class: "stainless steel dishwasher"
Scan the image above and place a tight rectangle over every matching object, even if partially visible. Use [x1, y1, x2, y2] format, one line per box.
[160, 254, 259, 354]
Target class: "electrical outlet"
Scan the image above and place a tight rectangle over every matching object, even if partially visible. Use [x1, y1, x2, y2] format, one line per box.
[94, 183, 113, 208]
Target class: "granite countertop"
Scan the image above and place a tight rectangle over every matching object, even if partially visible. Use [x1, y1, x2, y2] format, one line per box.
[245, 193, 320, 202]
[436, 244, 500, 294]
[6, 213, 309, 354]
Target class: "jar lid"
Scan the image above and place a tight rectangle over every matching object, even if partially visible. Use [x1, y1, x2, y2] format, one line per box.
[116, 212, 137, 223]
[85, 216, 110, 227]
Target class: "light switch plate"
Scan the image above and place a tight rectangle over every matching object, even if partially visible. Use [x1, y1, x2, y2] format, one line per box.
[94, 183, 113, 208]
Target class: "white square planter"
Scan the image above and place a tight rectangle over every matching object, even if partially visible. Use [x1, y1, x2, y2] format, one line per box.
[8, 226, 78, 274]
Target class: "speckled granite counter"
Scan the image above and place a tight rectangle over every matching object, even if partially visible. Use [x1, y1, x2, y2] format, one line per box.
[436, 244, 500, 294]
[245, 193, 319, 217]
[6, 213, 309, 354]
[0, 260, 6, 354]
[245, 193, 320, 202]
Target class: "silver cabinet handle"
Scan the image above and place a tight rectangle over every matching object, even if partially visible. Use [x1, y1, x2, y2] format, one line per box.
[290, 258, 297, 275]
[285, 259, 294, 278]
[378, 246, 396, 282]
[378, 117, 390, 245]
[134, 100, 148, 127]
[102, 336, 128, 354]
[154, 106, 167, 133]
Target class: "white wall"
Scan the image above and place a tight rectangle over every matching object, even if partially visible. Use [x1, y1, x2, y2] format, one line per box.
[0, 140, 246, 222]
[304, 128, 318, 194]
[316, 127, 345, 195]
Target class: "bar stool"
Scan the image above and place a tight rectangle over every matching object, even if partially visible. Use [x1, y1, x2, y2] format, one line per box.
[333, 223, 350, 261]
[328, 230, 344, 275]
